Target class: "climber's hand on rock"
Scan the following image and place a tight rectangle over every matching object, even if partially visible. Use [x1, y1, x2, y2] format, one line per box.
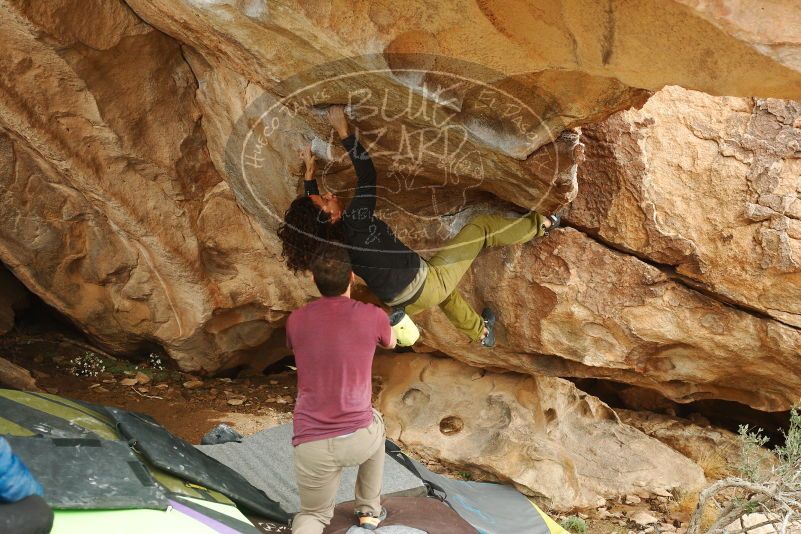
[300, 144, 316, 179]
[327, 105, 349, 139]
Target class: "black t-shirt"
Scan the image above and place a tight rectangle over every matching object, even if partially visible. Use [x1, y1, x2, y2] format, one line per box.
[339, 135, 421, 303]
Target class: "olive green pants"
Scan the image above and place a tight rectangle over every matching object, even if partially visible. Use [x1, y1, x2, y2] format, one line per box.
[405, 211, 547, 342]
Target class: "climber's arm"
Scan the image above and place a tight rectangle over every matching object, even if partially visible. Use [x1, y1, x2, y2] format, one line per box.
[328, 105, 377, 221]
[341, 134, 377, 219]
[377, 308, 397, 350]
[301, 144, 320, 196]
[380, 328, 397, 350]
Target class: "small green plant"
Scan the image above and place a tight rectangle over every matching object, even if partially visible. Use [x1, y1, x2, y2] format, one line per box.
[147, 352, 166, 371]
[457, 471, 472, 480]
[729, 497, 760, 515]
[559, 515, 587, 534]
[65, 351, 106, 377]
[775, 407, 801, 475]
[736, 424, 769, 482]
[59, 349, 175, 382]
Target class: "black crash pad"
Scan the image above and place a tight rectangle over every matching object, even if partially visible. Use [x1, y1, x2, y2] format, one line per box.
[5, 436, 167, 510]
[104, 408, 290, 523]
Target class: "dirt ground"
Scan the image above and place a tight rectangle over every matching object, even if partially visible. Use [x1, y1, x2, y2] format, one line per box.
[0, 327, 296, 443]
[0, 325, 695, 533]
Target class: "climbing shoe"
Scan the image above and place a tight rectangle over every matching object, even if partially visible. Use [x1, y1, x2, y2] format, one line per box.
[545, 213, 561, 235]
[481, 307, 496, 348]
[355, 507, 387, 530]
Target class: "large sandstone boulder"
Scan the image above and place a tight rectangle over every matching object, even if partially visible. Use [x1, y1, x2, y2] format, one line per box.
[0, 0, 800, 395]
[121, 0, 801, 221]
[0, 1, 311, 370]
[616, 409, 745, 478]
[0, 0, 799, 512]
[569, 86, 801, 328]
[374, 354, 705, 510]
[124, 0, 801, 105]
[407, 226, 801, 412]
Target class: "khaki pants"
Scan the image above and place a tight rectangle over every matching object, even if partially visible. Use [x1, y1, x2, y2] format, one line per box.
[405, 211, 547, 341]
[292, 410, 385, 534]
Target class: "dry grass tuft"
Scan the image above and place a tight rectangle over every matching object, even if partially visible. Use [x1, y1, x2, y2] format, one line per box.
[671, 489, 717, 530]
[696, 449, 734, 480]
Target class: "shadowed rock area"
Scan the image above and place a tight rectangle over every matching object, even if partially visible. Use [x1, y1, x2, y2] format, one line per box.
[0, 264, 28, 336]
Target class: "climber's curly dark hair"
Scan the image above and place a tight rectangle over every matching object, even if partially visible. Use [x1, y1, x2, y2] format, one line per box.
[277, 196, 345, 273]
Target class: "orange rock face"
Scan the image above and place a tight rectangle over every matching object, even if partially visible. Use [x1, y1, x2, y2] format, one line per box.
[0, 1, 310, 370]
[570, 86, 801, 328]
[408, 227, 801, 412]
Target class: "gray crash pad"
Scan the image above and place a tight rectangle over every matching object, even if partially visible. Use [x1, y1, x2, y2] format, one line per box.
[6, 436, 167, 510]
[198, 424, 426, 513]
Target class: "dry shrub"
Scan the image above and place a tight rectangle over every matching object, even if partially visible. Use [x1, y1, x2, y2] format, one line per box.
[687, 406, 801, 533]
[696, 449, 734, 480]
[672, 490, 717, 530]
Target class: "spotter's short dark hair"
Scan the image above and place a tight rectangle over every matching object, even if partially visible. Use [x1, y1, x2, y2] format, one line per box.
[310, 245, 352, 297]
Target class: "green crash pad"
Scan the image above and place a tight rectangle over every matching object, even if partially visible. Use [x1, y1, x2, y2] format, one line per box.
[52, 496, 263, 534]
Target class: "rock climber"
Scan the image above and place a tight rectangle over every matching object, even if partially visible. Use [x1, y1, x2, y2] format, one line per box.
[278, 105, 560, 348]
[285, 244, 395, 533]
[0, 436, 54, 534]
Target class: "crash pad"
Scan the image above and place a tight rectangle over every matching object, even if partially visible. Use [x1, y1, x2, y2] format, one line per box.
[198, 423, 427, 514]
[5, 435, 167, 510]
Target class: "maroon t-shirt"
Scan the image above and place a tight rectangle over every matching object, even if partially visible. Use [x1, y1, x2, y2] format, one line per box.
[286, 296, 392, 446]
